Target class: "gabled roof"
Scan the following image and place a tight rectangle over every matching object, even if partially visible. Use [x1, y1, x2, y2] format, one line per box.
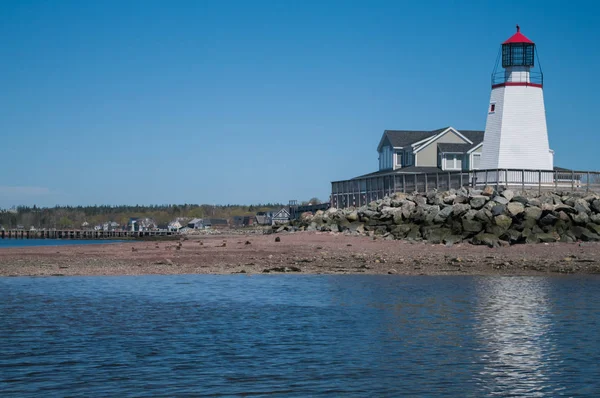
[378, 127, 484, 153]
[377, 129, 442, 151]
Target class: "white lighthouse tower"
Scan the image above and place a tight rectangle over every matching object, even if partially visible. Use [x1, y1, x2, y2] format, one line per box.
[480, 26, 553, 170]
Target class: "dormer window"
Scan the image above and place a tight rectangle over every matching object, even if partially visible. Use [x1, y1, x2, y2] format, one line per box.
[395, 152, 403, 167]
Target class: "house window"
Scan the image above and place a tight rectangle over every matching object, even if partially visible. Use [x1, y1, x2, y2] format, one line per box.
[489, 103, 496, 113]
[444, 154, 463, 170]
[396, 152, 403, 167]
[472, 153, 481, 169]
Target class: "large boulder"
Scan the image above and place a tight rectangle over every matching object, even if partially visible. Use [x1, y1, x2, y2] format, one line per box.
[472, 232, 499, 248]
[574, 199, 591, 215]
[494, 214, 513, 232]
[591, 214, 600, 224]
[433, 205, 454, 223]
[500, 229, 522, 244]
[470, 195, 488, 210]
[482, 186, 495, 197]
[401, 201, 416, 220]
[492, 195, 510, 205]
[475, 208, 493, 224]
[524, 206, 543, 221]
[507, 202, 525, 217]
[346, 210, 359, 222]
[462, 218, 484, 233]
[571, 212, 590, 225]
[587, 223, 600, 235]
[536, 232, 559, 243]
[501, 189, 515, 201]
[592, 199, 600, 213]
[512, 196, 529, 205]
[491, 204, 506, 216]
[391, 224, 412, 239]
[572, 226, 600, 242]
[452, 203, 471, 216]
[421, 226, 452, 244]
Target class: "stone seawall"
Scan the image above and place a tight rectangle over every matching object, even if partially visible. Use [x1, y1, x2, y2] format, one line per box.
[289, 187, 600, 247]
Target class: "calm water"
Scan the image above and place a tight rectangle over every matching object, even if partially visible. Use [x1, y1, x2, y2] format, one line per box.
[0, 239, 124, 248]
[1, 275, 599, 397]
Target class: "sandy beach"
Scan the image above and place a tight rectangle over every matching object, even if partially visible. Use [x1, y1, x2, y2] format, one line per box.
[1, 232, 599, 277]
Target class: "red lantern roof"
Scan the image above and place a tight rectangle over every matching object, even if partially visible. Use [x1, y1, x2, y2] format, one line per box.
[503, 25, 534, 44]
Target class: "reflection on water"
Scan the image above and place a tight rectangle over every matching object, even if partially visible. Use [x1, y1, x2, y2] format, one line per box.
[474, 278, 556, 396]
[1, 275, 599, 397]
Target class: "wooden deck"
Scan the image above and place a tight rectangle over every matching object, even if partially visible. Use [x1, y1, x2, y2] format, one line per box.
[0, 230, 179, 240]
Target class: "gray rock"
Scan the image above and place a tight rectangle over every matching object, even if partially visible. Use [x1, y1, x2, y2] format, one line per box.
[592, 199, 600, 213]
[527, 198, 542, 207]
[571, 212, 590, 225]
[470, 195, 488, 210]
[421, 226, 452, 244]
[443, 194, 457, 205]
[587, 223, 600, 235]
[501, 189, 515, 201]
[472, 232, 499, 247]
[536, 232, 559, 243]
[574, 199, 591, 215]
[391, 224, 412, 238]
[554, 204, 576, 214]
[507, 202, 525, 217]
[443, 235, 463, 246]
[539, 213, 558, 227]
[453, 194, 469, 204]
[491, 204, 506, 217]
[475, 208, 493, 224]
[406, 225, 422, 241]
[462, 218, 483, 233]
[591, 214, 600, 224]
[452, 203, 471, 216]
[524, 206, 543, 221]
[494, 214, 513, 232]
[512, 196, 529, 205]
[492, 195, 510, 205]
[500, 229, 522, 244]
[433, 205, 454, 222]
[572, 226, 600, 242]
[463, 209, 478, 221]
[346, 210, 359, 222]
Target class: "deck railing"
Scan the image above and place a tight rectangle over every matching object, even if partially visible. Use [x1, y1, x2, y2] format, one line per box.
[330, 169, 600, 209]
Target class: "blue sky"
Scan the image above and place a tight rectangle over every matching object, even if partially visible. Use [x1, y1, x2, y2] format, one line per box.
[1, 0, 599, 208]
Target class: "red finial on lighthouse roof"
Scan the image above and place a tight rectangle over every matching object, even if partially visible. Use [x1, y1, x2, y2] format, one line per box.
[503, 25, 534, 44]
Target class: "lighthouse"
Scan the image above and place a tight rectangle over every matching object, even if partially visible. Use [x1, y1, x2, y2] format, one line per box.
[480, 26, 553, 171]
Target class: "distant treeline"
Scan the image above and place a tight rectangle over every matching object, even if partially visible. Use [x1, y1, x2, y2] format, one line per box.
[0, 204, 284, 229]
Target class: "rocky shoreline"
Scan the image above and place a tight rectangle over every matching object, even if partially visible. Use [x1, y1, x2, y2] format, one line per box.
[287, 187, 600, 247]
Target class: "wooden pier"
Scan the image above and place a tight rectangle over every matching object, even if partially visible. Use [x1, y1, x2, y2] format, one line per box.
[0, 229, 179, 240]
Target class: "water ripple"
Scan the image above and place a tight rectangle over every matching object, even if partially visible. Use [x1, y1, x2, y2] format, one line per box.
[1, 275, 599, 396]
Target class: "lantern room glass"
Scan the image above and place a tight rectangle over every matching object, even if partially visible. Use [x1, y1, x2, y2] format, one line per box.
[502, 43, 535, 67]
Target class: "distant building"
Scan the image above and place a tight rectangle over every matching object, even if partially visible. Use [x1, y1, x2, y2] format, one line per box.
[168, 220, 183, 231]
[188, 218, 229, 229]
[129, 218, 156, 232]
[204, 218, 229, 229]
[81, 221, 90, 229]
[272, 208, 291, 224]
[188, 218, 203, 229]
[255, 212, 274, 225]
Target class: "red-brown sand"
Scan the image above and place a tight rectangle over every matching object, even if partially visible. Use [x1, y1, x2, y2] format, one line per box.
[1, 232, 599, 277]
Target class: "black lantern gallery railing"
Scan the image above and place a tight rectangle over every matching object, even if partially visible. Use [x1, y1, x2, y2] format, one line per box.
[491, 71, 544, 87]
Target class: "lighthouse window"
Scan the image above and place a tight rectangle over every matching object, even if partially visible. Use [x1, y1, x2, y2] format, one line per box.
[490, 103, 496, 113]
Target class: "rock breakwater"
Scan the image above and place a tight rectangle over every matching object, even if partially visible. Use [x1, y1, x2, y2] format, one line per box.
[289, 187, 600, 247]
